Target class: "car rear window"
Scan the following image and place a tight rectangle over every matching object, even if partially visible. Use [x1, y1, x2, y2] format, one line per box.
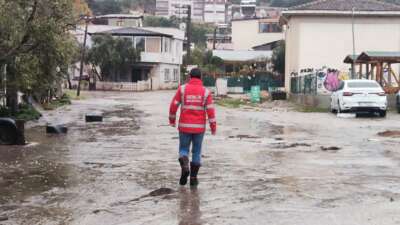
[347, 82, 380, 88]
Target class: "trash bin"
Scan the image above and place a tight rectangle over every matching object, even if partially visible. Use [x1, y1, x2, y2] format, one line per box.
[251, 86, 261, 103]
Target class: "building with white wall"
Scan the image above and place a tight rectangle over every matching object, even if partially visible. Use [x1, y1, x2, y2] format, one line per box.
[156, 0, 205, 22]
[73, 25, 184, 90]
[204, 0, 227, 24]
[231, 17, 284, 50]
[94, 14, 143, 27]
[281, 0, 400, 93]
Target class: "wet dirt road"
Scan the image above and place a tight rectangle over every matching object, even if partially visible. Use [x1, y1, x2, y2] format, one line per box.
[1, 91, 400, 225]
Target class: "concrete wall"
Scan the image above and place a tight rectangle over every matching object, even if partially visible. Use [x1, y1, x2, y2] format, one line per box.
[285, 15, 400, 92]
[290, 94, 398, 109]
[232, 19, 284, 50]
[151, 63, 180, 90]
[290, 94, 331, 109]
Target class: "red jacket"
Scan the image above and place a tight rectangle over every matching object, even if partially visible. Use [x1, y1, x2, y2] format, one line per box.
[169, 78, 216, 134]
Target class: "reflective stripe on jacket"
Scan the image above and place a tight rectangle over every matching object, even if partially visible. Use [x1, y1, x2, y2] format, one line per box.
[169, 78, 216, 134]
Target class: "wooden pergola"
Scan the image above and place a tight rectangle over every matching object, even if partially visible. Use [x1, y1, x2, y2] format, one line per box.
[344, 51, 400, 93]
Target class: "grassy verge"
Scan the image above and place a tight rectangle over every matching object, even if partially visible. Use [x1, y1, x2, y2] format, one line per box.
[0, 104, 42, 121]
[42, 94, 72, 111]
[216, 98, 249, 108]
[216, 97, 271, 109]
[64, 89, 86, 101]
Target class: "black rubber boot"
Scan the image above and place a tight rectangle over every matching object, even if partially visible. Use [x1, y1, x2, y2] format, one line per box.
[190, 162, 201, 186]
[178, 156, 190, 185]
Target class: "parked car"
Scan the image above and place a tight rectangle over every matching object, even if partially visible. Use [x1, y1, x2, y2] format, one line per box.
[397, 91, 400, 113]
[330, 80, 387, 117]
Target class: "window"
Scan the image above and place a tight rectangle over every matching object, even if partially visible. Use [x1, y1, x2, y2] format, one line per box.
[259, 22, 270, 33]
[173, 68, 179, 82]
[337, 81, 345, 91]
[176, 42, 180, 55]
[165, 68, 170, 82]
[135, 36, 145, 52]
[259, 22, 282, 33]
[116, 20, 125, 26]
[146, 37, 161, 53]
[163, 38, 171, 53]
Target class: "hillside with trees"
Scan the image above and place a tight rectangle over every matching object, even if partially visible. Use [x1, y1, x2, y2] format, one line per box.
[86, 0, 156, 15]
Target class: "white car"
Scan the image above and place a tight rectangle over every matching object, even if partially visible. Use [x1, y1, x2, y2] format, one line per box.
[330, 80, 387, 117]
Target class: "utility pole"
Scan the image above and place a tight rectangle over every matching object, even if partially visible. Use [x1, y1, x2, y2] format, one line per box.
[77, 15, 90, 97]
[213, 26, 217, 50]
[2, 65, 6, 106]
[186, 5, 192, 65]
[351, 7, 356, 79]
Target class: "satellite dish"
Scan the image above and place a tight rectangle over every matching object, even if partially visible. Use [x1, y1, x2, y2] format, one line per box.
[179, 23, 186, 31]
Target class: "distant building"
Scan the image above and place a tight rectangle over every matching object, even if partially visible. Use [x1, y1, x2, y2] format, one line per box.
[206, 24, 232, 50]
[280, 0, 400, 92]
[231, 17, 284, 50]
[73, 25, 184, 90]
[239, 0, 257, 18]
[228, 2, 282, 22]
[93, 14, 143, 27]
[204, 0, 227, 24]
[156, 0, 205, 22]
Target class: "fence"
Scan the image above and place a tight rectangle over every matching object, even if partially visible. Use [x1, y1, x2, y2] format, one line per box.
[96, 81, 151, 92]
[290, 74, 318, 95]
[203, 72, 283, 92]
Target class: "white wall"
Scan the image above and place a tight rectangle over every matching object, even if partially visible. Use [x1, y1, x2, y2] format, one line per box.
[151, 64, 180, 90]
[232, 19, 284, 50]
[204, 3, 226, 24]
[108, 18, 142, 27]
[140, 38, 183, 65]
[284, 15, 400, 91]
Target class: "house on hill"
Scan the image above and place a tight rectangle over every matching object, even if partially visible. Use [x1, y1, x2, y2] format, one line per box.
[281, 0, 400, 93]
[72, 25, 184, 91]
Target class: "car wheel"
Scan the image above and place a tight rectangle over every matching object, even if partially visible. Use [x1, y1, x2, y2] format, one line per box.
[379, 110, 387, 118]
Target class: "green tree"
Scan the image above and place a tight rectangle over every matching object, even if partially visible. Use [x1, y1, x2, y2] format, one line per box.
[87, 0, 122, 15]
[144, 16, 180, 28]
[144, 16, 214, 47]
[0, 0, 78, 113]
[88, 35, 140, 81]
[271, 41, 285, 75]
[187, 49, 223, 74]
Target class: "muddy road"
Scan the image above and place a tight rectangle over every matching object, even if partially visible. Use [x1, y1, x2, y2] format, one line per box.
[1, 91, 400, 225]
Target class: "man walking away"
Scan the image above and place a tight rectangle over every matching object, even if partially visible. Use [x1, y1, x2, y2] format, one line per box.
[169, 68, 216, 186]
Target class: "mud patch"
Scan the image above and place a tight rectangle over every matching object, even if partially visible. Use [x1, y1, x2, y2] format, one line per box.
[320, 146, 341, 151]
[112, 188, 176, 206]
[271, 143, 311, 149]
[83, 162, 127, 169]
[148, 187, 176, 197]
[229, 135, 261, 139]
[0, 216, 8, 221]
[378, 130, 400, 138]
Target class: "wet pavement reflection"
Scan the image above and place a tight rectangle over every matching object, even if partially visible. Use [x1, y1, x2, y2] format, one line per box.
[1, 91, 400, 225]
[178, 187, 202, 225]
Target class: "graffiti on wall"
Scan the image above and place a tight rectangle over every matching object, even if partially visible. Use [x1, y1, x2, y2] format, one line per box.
[291, 67, 350, 95]
[316, 68, 349, 95]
